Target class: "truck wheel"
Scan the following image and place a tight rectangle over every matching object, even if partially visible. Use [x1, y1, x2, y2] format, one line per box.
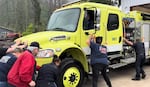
[58, 59, 84, 87]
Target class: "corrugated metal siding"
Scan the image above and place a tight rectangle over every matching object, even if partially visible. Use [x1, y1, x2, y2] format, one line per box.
[121, 0, 150, 12]
[0, 27, 13, 32]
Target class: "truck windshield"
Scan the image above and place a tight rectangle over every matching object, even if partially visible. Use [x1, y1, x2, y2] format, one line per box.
[47, 8, 80, 32]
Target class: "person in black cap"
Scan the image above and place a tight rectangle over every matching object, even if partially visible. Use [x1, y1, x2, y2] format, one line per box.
[36, 55, 61, 87]
[28, 41, 41, 56]
[8, 41, 41, 87]
[30, 41, 41, 49]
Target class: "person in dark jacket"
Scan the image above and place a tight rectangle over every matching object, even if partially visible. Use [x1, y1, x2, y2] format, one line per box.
[36, 55, 61, 87]
[0, 40, 27, 58]
[0, 48, 8, 58]
[124, 38, 146, 80]
[86, 34, 112, 87]
[0, 48, 23, 87]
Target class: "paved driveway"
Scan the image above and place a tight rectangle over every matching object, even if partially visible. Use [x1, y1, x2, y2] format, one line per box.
[83, 64, 150, 87]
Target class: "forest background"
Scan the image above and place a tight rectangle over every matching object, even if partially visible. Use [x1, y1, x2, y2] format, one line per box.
[0, 0, 119, 35]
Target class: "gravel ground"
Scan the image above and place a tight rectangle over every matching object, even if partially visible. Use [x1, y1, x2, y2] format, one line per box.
[83, 64, 150, 87]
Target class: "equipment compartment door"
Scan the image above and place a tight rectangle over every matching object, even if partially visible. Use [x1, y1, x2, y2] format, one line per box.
[141, 23, 150, 56]
[106, 10, 123, 52]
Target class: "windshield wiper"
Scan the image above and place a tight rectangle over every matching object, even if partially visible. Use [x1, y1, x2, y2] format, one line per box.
[51, 27, 66, 31]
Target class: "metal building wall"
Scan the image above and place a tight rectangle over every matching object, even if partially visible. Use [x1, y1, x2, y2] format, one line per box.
[121, 0, 150, 13]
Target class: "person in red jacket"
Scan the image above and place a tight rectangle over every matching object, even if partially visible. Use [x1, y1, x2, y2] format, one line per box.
[7, 41, 41, 87]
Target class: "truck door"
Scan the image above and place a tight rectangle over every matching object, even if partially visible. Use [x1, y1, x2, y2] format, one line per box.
[106, 11, 123, 52]
[81, 10, 96, 55]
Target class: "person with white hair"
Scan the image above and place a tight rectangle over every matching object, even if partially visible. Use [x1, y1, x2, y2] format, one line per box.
[7, 41, 41, 87]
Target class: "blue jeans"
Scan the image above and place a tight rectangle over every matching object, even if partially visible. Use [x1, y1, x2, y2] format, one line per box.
[0, 81, 8, 87]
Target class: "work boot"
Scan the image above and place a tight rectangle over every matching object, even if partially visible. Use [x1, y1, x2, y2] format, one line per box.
[142, 74, 146, 79]
[132, 77, 140, 81]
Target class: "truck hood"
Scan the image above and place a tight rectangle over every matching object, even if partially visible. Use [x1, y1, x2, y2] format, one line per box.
[18, 31, 74, 49]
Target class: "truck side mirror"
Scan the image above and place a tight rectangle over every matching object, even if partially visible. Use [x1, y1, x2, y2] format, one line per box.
[94, 9, 100, 30]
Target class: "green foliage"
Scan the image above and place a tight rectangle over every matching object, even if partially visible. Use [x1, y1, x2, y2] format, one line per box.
[38, 24, 46, 31]
[22, 23, 34, 36]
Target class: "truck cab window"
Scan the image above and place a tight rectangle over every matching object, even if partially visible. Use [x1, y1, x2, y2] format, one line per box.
[47, 8, 80, 32]
[107, 14, 119, 31]
[83, 10, 94, 30]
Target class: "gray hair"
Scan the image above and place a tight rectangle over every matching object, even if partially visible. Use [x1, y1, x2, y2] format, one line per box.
[27, 46, 38, 52]
[14, 48, 23, 53]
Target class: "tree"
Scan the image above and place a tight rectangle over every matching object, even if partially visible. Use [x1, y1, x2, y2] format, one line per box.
[31, 0, 41, 32]
[0, 0, 69, 33]
[15, 0, 26, 32]
[22, 23, 34, 36]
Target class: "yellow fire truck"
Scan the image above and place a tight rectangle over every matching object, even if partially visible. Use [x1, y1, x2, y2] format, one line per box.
[18, 1, 150, 87]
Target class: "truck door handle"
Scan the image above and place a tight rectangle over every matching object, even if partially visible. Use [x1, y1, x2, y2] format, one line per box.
[85, 32, 89, 35]
[119, 36, 121, 43]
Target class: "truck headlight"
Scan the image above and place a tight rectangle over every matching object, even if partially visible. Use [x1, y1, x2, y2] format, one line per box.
[37, 49, 54, 58]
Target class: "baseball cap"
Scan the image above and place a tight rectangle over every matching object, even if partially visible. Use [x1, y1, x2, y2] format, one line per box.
[30, 41, 41, 49]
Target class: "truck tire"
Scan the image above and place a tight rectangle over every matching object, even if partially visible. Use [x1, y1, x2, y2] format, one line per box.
[58, 58, 84, 87]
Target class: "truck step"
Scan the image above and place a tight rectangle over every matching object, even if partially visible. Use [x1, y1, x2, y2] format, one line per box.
[120, 57, 135, 64]
[109, 57, 136, 69]
[109, 63, 127, 69]
[108, 54, 122, 60]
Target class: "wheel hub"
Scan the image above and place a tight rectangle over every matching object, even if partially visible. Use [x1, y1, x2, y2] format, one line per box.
[69, 73, 78, 82]
[63, 67, 81, 87]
